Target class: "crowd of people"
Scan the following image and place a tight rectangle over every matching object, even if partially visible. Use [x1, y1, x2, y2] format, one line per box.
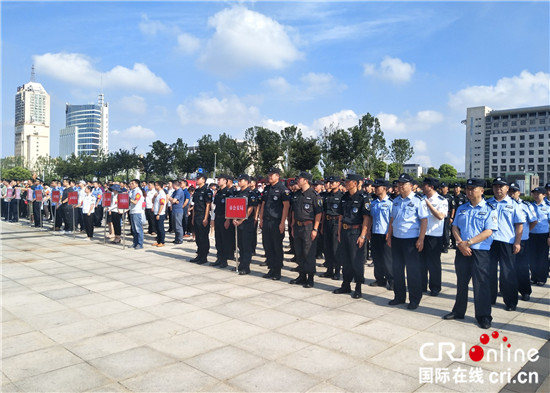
[2, 171, 549, 329]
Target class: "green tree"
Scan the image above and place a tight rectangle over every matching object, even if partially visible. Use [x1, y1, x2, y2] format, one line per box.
[438, 164, 457, 178]
[253, 127, 282, 175]
[388, 139, 414, 167]
[139, 152, 155, 182]
[388, 162, 402, 179]
[372, 159, 388, 179]
[149, 140, 174, 180]
[218, 133, 252, 176]
[280, 125, 300, 175]
[195, 134, 219, 175]
[319, 125, 352, 176]
[290, 134, 321, 172]
[31, 155, 60, 182]
[173, 138, 192, 177]
[115, 148, 139, 183]
[427, 167, 440, 177]
[348, 113, 388, 177]
[2, 166, 31, 180]
[0, 156, 27, 170]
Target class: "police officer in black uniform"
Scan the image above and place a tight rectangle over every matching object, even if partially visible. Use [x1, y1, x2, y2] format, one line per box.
[320, 175, 343, 280]
[289, 172, 323, 288]
[190, 173, 213, 264]
[260, 167, 291, 280]
[451, 182, 467, 249]
[333, 174, 369, 298]
[440, 182, 455, 253]
[212, 174, 234, 268]
[232, 174, 258, 275]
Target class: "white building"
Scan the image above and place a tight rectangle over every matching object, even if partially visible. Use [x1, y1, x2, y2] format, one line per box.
[14, 78, 50, 166]
[464, 105, 550, 186]
[59, 94, 109, 159]
[402, 163, 423, 178]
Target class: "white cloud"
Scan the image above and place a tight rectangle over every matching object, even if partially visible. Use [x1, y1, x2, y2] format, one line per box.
[177, 33, 201, 54]
[414, 155, 432, 168]
[363, 56, 416, 84]
[443, 151, 465, 169]
[312, 109, 359, 131]
[377, 110, 444, 133]
[198, 6, 302, 76]
[262, 119, 314, 137]
[414, 140, 428, 154]
[177, 94, 260, 127]
[139, 14, 169, 36]
[448, 70, 550, 111]
[112, 125, 156, 140]
[266, 72, 346, 100]
[266, 77, 291, 93]
[118, 95, 147, 115]
[33, 52, 170, 94]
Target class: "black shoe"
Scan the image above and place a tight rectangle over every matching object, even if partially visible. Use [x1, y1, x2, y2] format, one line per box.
[272, 274, 281, 281]
[505, 305, 516, 311]
[290, 256, 297, 262]
[352, 290, 362, 299]
[333, 286, 352, 294]
[189, 256, 200, 262]
[407, 302, 419, 310]
[521, 294, 530, 301]
[535, 282, 545, 286]
[303, 282, 314, 288]
[386, 281, 394, 291]
[497, 291, 502, 297]
[430, 291, 440, 297]
[260, 262, 268, 267]
[442, 247, 448, 253]
[368, 281, 386, 287]
[289, 274, 306, 285]
[479, 319, 491, 329]
[388, 299, 405, 306]
[366, 262, 374, 267]
[285, 249, 295, 255]
[174, 241, 183, 244]
[238, 270, 249, 275]
[320, 271, 333, 278]
[291, 266, 299, 272]
[210, 261, 222, 267]
[443, 312, 464, 320]
[196, 260, 208, 265]
[218, 262, 228, 269]
[263, 270, 274, 279]
[332, 273, 340, 280]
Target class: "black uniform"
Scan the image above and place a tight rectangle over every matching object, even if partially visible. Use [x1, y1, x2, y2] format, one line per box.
[213, 185, 235, 267]
[61, 187, 73, 232]
[442, 192, 454, 251]
[322, 189, 343, 278]
[192, 185, 213, 264]
[251, 187, 261, 254]
[261, 181, 291, 278]
[291, 187, 323, 286]
[234, 187, 258, 274]
[451, 192, 467, 248]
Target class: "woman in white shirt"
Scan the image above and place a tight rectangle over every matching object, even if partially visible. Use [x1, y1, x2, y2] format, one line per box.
[108, 185, 122, 244]
[82, 186, 97, 240]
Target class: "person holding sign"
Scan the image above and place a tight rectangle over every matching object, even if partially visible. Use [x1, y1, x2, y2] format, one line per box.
[31, 178, 44, 227]
[82, 185, 97, 240]
[232, 174, 258, 275]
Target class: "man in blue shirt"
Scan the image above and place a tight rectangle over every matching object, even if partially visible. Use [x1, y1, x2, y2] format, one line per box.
[366, 179, 393, 290]
[387, 173, 429, 310]
[180, 180, 192, 237]
[444, 178, 498, 329]
[170, 180, 185, 244]
[530, 187, 550, 286]
[486, 177, 524, 311]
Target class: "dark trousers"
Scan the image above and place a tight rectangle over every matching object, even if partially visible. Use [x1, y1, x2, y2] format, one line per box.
[371, 233, 392, 284]
[420, 235, 443, 293]
[2, 200, 8, 220]
[9, 199, 18, 221]
[452, 249, 492, 323]
[145, 208, 155, 233]
[293, 223, 317, 274]
[182, 210, 189, 234]
[340, 227, 365, 284]
[287, 217, 295, 252]
[323, 219, 340, 275]
[391, 236, 422, 304]
[516, 240, 532, 296]
[316, 230, 324, 257]
[75, 207, 83, 230]
[83, 213, 94, 238]
[94, 205, 104, 227]
[167, 206, 173, 232]
[443, 217, 451, 249]
[251, 220, 259, 254]
[63, 205, 74, 231]
[32, 201, 42, 227]
[54, 205, 63, 228]
[489, 240, 518, 308]
[194, 214, 210, 262]
[237, 221, 254, 272]
[156, 214, 165, 244]
[215, 217, 235, 262]
[111, 212, 122, 236]
[262, 219, 284, 271]
[529, 233, 549, 284]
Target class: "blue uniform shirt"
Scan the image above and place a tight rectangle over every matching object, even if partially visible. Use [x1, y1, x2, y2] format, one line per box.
[32, 184, 44, 199]
[452, 199, 498, 250]
[486, 196, 524, 244]
[369, 195, 392, 235]
[92, 187, 103, 206]
[531, 201, 550, 234]
[516, 200, 537, 240]
[171, 188, 184, 211]
[391, 192, 429, 238]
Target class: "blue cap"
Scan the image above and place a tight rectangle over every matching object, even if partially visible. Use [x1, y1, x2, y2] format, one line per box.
[466, 178, 485, 188]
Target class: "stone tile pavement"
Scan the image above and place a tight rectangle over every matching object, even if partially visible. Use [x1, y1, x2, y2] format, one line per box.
[1, 221, 549, 392]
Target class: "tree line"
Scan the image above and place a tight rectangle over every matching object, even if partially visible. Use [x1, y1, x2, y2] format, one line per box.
[1, 113, 459, 183]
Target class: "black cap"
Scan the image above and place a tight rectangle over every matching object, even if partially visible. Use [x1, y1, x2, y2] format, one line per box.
[440, 182, 448, 187]
[466, 178, 485, 188]
[373, 178, 390, 187]
[238, 174, 250, 182]
[289, 179, 297, 186]
[217, 173, 229, 180]
[364, 179, 374, 186]
[325, 175, 339, 182]
[346, 173, 362, 182]
[297, 171, 313, 181]
[545, 183, 550, 189]
[509, 182, 520, 192]
[109, 184, 121, 192]
[267, 167, 281, 175]
[397, 173, 413, 183]
[313, 179, 324, 186]
[492, 177, 508, 186]
[196, 173, 207, 180]
[392, 180, 399, 186]
[532, 186, 545, 194]
[422, 177, 439, 188]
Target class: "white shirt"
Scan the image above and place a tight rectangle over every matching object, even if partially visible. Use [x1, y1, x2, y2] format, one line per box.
[426, 192, 448, 237]
[78, 187, 86, 206]
[108, 194, 118, 213]
[82, 194, 96, 214]
[146, 189, 156, 209]
[153, 189, 166, 215]
[129, 188, 144, 214]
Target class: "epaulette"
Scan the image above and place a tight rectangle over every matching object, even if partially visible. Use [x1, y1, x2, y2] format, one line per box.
[437, 195, 445, 200]
[415, 193, 425, 200]
[511, 198, 521, 204]
[521, 200, 531, 206]
[545, 199, 550, 206]
[487, 201, 496, 210]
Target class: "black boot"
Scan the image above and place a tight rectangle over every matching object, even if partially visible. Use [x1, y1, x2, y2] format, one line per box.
[218, 259, 228, 268]
[289, 273, 306, 285]
[303, 274, 314, 288]
[263, 269, 274, 279]
[320, 269, 333, 278]
[333, 282, 352, 294]
[271, 268, 281, 280]
[352, 283, 362, 299]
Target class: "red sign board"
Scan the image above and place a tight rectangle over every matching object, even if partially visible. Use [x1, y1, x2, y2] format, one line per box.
[52, 190, 61, 204]
[225, 197, 248, 219]
[35, 190, 43, 202]
[68, 191, 79, 205]
[27, 189, 33, 201]
[117, 193, 130, 209]
[15, 188, 21, 199]
[103, 192, 112, 208]
[6, 188, 13, 199]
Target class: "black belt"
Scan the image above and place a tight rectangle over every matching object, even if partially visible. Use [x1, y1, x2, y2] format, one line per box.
[296, 220, 313, 226]
[325, 215, 339, 220]
[342, 224, 361, 230]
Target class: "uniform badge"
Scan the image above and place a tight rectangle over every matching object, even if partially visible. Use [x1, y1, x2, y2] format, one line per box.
[221, 198, 225, 203]
[304, 203, 310, 209]
[333, 203, 338, 209]
[365, 202, 369, 210]
[317, 199, 322, 207]
[273, 196, 278, 200]
[352, 207, 358, 214]
[492, 215, 497, 224]
[200, 196, 203, 200]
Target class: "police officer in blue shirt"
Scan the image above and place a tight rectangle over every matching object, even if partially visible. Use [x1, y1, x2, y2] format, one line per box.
[508, 182, 538, 300]
[443, 178, 498, 329]
[387, 173, 428, 310]
[530, 187, 550, 286]
[366, 179, 393, 290]
[486, 177, 524, 311]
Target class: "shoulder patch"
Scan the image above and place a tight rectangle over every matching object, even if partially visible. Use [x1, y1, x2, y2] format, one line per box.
[487, 202, 496, 210]
[415, 193, 425, 200]
[437, 195, 445, 200]
[522, 200, 531, 206]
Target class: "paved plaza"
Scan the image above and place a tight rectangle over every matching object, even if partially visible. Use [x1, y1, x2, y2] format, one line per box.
[1, 220, 549, 392]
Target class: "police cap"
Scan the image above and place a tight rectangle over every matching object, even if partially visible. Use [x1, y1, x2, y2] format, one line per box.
[545, 183, 550, 189]
[509, 182, 520, 192]
[217, 173, 229, 180]
[492, 177, 508, 186]
[238, 174, 250, 182]
[325, 175, 339, 182]
[196, 173, 207, 180]
[532, 186, 545, 194]
[466, 178, 485, 188]
[297, 171, 313, 181]
[346, 173, 362, 182]
[453, 182, 463, 188]
[397, 173, 413, 183]
[373, 178, 390, 188]
[440, 182, 448, 187]
[267, 167, 281, 175]
[422, 177, 439, 188]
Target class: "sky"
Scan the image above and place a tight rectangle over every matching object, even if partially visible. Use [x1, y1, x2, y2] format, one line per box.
[2, 1, 549, 172]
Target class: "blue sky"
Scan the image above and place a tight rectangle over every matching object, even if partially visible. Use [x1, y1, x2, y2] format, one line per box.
[2, 1, 549, 171]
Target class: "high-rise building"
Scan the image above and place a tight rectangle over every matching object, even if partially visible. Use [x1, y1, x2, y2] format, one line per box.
[464, 105, 550, 186]
[14, 73, 51, 166]
[59, 94, 109, 159]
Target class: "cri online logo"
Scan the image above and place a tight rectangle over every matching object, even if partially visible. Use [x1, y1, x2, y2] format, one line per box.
[420, 331, 539, 363]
